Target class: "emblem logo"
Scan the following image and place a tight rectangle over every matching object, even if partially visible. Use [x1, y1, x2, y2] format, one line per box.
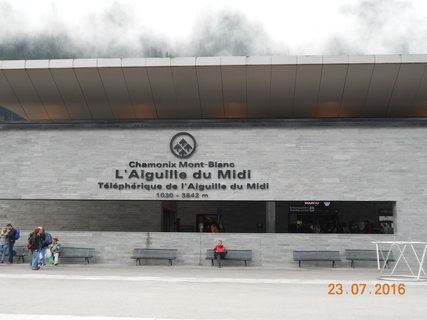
[170, 132, 196, 159]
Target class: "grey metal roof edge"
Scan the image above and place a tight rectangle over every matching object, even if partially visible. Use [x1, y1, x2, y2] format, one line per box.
[2, 54, 426, 69]
[2, 118, 427, 130]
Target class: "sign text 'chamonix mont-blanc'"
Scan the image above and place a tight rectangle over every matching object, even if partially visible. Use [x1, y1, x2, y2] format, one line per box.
[97, 132, 270, 199]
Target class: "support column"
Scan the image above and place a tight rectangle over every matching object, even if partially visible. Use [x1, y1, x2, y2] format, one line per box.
[266, 201, 276, 233]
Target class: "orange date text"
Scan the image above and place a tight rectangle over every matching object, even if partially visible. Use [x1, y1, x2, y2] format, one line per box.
[327, 283, 406, 295]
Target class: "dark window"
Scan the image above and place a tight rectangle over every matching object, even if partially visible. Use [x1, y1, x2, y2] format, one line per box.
[276, 201, 394, 234]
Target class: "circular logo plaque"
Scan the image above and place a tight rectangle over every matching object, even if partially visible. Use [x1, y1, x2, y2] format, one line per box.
[170, 132, 197, 159]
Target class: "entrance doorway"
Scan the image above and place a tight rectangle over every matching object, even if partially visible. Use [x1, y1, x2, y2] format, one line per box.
[161, 201, 266, 233]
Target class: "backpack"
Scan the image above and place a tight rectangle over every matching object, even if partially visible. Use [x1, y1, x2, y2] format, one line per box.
[44, 233, 53, 246]
[14, 229, 20, 240]
[27, 232, 33, 249]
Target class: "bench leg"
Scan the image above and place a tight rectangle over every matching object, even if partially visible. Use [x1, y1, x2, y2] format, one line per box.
[169, 259, 172, 266]
[85, 257, 89, 264]
[351, 260, 354, 268]
[332, 261, 335, 268]
[244, 260, 247, 267]
[299, 261, 301, 268]
[211, 259, 214, 267]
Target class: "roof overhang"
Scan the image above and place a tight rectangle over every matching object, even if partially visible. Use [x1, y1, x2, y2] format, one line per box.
[1, 54, 427, 120]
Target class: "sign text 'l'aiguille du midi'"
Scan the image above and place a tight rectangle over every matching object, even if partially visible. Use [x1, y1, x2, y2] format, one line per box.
[97, 132, 270, 199]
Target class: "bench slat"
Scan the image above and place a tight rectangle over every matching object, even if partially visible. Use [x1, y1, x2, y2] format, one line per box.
[345, 249, 395, 260]
[7, 246, 29, 264]
[131, 248, 178, 266]
[206, 249, 252, 266]
[345, 249, 395, 268]
[293, 251, 341, 268]
[60, 247, 96, 264]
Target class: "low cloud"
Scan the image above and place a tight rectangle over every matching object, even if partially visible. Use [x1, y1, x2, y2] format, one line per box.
[0, 0, 425, 60]
[186, 10, 283, 56]
[337, 0, 427, 54]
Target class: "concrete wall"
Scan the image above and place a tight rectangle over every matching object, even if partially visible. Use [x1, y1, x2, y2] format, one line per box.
[9, 230, 399, 268]
[0, 200, 162, 232]
[1, 125, 427, 266]
[0, 199, 266, 233]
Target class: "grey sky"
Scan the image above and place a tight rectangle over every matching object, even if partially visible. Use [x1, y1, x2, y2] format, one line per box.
[0, 0, 426, 59]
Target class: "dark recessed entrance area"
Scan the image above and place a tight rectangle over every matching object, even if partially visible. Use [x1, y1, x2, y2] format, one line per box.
[162, 200, 395, 234]
[162, 201, 267, 233]
[276, 201, 394, 234]
[0, 199, 395, 234]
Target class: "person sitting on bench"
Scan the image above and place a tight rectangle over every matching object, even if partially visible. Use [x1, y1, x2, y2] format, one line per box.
[213, 240, 227, 268]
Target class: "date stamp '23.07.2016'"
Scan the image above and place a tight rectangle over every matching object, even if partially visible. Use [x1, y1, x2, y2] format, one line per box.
[328, 283, 406, 295]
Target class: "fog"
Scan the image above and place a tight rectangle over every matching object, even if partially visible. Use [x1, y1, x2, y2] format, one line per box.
[0, 0, 425, 59]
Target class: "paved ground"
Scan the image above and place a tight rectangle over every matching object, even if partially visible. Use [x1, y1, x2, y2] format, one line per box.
[0, 263, 426, 320]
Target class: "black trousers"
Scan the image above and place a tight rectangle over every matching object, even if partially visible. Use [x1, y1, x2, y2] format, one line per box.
[214, 251, 227, 266]
[8, 240, 14, 263]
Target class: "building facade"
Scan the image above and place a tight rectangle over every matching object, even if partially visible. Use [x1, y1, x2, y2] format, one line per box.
[1, 55, 426, 266]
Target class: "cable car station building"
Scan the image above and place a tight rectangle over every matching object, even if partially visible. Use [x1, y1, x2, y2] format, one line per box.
[0, 54, 426, 266]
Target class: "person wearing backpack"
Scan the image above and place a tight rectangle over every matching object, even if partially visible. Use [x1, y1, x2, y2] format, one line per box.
[29, 227, 42, 270]
[38, 227, 52, 267]
[38, 227, 47, 266]
[5, 224, 17, 264]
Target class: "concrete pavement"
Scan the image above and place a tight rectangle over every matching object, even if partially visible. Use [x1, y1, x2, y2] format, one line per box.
[0, 263, 426, 320]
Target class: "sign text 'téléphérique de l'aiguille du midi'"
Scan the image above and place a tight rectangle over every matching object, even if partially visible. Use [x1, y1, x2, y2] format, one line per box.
[97, 132, 270, 199]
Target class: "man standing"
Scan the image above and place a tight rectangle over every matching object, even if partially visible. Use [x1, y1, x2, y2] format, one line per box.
[5, 224, 16, 264]
[29, 227, 42, 270]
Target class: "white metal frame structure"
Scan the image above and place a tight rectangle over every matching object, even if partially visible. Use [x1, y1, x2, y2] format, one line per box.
[373, 241, 427, 281]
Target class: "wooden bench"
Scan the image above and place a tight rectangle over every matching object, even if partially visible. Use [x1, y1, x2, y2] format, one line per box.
[345, 249, 395, 268]
[59, 247, 95, 264]
[293, 250, 341, 268]
[206, 249, 252, 266]
[131, 248, 178, 266]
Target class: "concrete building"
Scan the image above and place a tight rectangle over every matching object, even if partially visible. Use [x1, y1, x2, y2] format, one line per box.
[0, 55, 426, 266]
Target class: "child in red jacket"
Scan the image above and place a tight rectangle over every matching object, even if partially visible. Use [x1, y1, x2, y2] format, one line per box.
[213, 240, 227, 268]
